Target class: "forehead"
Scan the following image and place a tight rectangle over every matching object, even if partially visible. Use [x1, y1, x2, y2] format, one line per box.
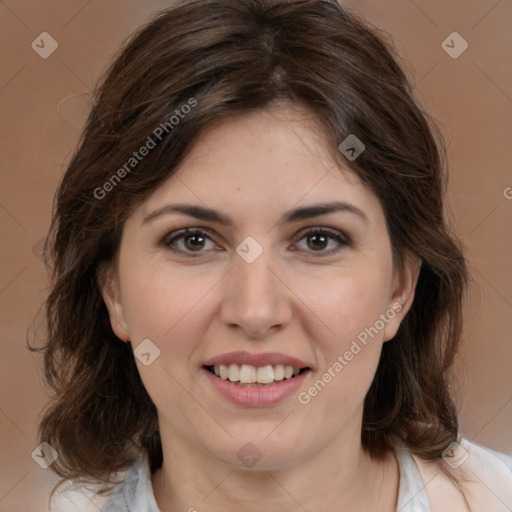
[175, 105, 351, 181]
[137, 106, 381, 225]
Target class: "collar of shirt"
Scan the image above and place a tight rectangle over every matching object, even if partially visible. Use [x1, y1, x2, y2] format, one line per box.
[101, 445, 430, 512]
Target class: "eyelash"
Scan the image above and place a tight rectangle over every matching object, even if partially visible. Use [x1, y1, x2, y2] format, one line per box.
[160, 227, 351, 257]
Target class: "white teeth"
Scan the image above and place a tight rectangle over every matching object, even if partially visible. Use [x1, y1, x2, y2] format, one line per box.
[273, 364, 285, 380]
[210, 363, 304, 384]
[228, 363, 240, 382]
[256, 365, 274, 384]
[239, 364, 257, 384]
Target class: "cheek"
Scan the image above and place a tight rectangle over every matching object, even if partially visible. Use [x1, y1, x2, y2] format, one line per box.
[120, 261, 220, 362]
[118, 264, 220, 419]
[298, 265, 392, 351]
[294, 262, 392, 408]
[296, 277, 389, 426]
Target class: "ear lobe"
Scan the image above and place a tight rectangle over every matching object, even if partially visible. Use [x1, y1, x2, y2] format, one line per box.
[97, 263, 130, 342]
[382, 255, 422, 342]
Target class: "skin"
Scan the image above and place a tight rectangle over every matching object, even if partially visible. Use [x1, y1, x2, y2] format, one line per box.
[101, 104, 421, 512]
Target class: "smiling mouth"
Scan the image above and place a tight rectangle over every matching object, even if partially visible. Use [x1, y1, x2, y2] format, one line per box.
[204, 363, 310, 387]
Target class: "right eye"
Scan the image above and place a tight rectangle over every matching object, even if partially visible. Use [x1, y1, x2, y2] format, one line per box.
[161, 228, 220, 256]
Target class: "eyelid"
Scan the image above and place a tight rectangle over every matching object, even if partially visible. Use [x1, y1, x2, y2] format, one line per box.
[291, 227, 351, 255]
[160, 225, 352, 258]
[160, 227, 220, 249]
[293, 226, 351, 244]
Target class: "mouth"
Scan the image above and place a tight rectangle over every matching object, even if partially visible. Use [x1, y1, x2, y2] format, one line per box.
[203, 363, 311, 387]
[201, 351, 312, 406]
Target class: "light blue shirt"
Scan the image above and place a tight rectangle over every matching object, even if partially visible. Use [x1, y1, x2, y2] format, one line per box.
[50, 439, 512, 511]
[98, 440, 512, 512]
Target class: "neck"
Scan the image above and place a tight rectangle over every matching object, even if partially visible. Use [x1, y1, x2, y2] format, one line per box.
[151, 422, 399, 512]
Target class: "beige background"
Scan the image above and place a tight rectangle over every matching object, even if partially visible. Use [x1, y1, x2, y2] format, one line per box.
[1, 0, 511, 510]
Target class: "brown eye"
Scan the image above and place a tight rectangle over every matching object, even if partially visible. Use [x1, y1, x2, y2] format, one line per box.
[294, 228, 350, 255]
[162, 229, 218, 255]
[182, 233, 207, 251]
[307, 233, 329, 251]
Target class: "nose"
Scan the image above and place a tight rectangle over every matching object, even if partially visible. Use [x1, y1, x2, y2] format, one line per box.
[220, 249, 293, 339]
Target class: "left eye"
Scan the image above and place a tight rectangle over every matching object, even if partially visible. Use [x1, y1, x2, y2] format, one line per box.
[293, 228, 349, 254]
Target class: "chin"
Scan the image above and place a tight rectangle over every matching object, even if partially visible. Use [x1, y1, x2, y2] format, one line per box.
[203, 430, 306, 471]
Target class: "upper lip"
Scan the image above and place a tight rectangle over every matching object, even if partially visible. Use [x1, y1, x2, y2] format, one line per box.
[203, 351, 312, 369]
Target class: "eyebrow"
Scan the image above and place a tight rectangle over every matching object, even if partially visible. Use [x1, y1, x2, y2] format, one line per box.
[142, 201, 368, 226]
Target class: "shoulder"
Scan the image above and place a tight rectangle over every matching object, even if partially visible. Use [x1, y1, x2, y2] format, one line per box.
[412, 438, 512, 511]
[99, 455, 160, 512]
[48, 481, 113, 512]
[48, 467, 129, 512]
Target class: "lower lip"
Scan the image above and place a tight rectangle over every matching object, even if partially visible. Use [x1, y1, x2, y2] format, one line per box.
[202, 368, 310, 407]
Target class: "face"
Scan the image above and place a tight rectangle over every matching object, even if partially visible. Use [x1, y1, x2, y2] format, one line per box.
[101, 105, 419, 471]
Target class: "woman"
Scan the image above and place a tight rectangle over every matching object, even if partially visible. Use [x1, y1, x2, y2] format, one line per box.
[36, 0, 512, 510]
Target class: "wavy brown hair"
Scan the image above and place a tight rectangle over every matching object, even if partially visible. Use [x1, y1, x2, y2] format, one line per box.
[32, 0, 468, 493]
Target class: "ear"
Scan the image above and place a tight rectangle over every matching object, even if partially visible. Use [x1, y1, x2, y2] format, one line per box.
[97, 262, 130, 342]
[382, 254, 422, 342]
